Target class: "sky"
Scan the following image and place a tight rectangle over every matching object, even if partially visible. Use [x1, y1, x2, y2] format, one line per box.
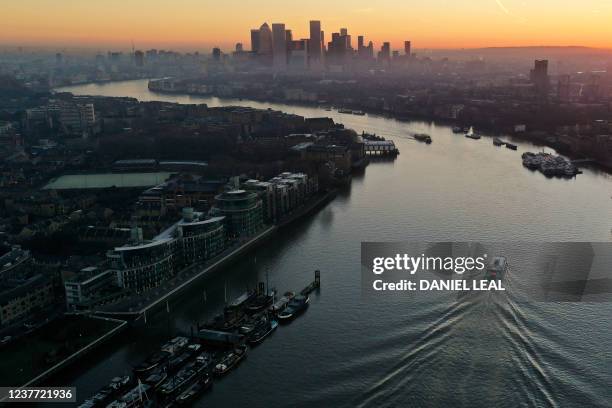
[2, 0, 612, 51]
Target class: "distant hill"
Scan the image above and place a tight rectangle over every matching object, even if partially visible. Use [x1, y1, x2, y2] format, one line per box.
[417, 46, 612, 60]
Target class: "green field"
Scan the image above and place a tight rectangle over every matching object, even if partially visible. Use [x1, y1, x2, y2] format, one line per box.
[43, 172, 173, 190]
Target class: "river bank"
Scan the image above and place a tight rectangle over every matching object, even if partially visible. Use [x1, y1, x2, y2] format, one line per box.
[146, 86, 612, 174]
[51, 80, 612, 408]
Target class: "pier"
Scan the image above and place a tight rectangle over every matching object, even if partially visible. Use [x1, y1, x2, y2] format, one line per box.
[300, 270, 321, 296]
[364, 140, 399, 156]
[78, 271, 321, 407]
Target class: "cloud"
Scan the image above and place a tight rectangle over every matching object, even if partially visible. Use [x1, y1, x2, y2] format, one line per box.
[495, 0, 510, 15]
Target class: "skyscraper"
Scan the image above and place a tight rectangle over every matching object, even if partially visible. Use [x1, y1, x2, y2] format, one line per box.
[134, 50, 144, 67]
[258, 23, 273, 57]
[378, 42, 391, 64]
[530, 60, 549, 99]
[404, 41, 411, 56]
[250, 29, 260, 53]
[272, 23, 287, 70]
[309, 20, 322, 69]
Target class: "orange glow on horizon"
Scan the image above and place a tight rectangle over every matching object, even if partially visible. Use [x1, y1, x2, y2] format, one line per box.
[2, 0, 612, 51]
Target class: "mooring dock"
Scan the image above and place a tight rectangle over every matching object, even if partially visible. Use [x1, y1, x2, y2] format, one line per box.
[364, 140, 399, 156]
[300, 270, 321, 296]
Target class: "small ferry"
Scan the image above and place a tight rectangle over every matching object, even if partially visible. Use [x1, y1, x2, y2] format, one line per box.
[278, 295, 310, 323]
[485, 256, 507, 280]
[212, 345, 248, 377]
[465, 132, 481, 140]
[413, 133, 432, 144]
[505, 142, 517, 150]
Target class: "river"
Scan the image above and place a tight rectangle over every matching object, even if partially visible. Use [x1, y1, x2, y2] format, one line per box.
[52, 80, 612, 407]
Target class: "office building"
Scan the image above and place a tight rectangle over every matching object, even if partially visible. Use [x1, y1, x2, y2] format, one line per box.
[404, 41, 411, 56]
[272, 23, 287, 70]
[64, 266, 116, 310]
[530, 59, 549, 99]
[213, 190, 263, 237]
[309, 20, 322, 69]
[250, 29, 260, 53]
[258, 23, 273, 55]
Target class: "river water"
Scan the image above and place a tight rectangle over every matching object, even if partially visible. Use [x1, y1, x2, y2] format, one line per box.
[53, 80, 612, 407]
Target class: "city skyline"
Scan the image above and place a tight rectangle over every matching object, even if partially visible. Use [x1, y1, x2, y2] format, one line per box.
[3, 0, 612, 51]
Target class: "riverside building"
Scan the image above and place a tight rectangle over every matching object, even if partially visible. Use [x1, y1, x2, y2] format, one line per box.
[106, 208, 226, 293]
[243, 172, 318, 222]
[212, 190, 264, 238]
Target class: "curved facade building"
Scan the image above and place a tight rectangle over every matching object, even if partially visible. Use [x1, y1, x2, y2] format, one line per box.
[214, 190, 263, 238]
[109, 238, 177, 292]
[177, 216, 226, 263]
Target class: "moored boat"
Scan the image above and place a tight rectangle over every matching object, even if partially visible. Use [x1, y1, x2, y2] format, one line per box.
[269, 291, 295, 314]
[505, 142, 517, 150]
[277, 295, 309, 323]
[134, 351, 171, 375]
[248, 319, 279, 345]
[493, 137, 504, 146]
[175, 374, 212, 405]
[143, 369, 168, 390]
[212, 345, 248, 377]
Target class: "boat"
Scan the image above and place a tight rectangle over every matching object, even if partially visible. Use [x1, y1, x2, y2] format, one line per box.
[175, 374, 213, 405]
[167, 352, 192, 373]
[352, 110, 365, 115]
[452, 126, 463, 134]
[225, 291, 257, 311]
[143, 369, 168, 390]
[134, 351, 171, 375]
[212, 345, 248, 377]
[277, 295, 309, 323]
[465, 132, 481, 140]
[107, 383, 151, 408]
[245, 292, 274, 314]
[269, 291, 295, 314]
[338, 108, 353, 114]
[493, 137, 504, 146]
[248, 319, 279, 345]
[81, 376, 132, 408]
[158, 362, 204, 396]
[161, 337, 189, 355]
[485, 256, 507, 280]
[505, 142, 517, 150]
[413, 133, 432, 144]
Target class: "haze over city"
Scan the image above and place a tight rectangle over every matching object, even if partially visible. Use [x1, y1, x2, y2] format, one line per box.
[3, 0, 612, 50]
